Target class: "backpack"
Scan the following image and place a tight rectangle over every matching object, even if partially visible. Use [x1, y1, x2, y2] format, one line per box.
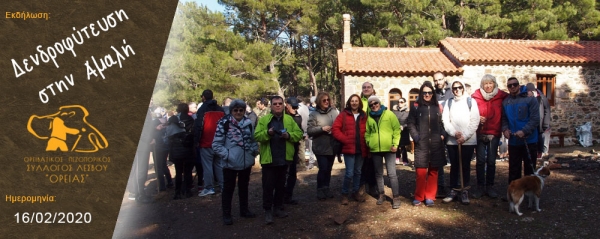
[446, 97, 472, 111]
[171, 115, 194, 148]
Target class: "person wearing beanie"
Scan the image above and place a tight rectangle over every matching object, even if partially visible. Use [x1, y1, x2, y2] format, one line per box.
[365, 95, 402, 209]
[526, 83, 551, 159]
[470, 74, 509, 199]
[212, 99, 259, 225]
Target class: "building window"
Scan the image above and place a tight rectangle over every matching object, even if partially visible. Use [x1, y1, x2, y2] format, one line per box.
[408, 88, 420, 110]
[536, 74, 555, 106]
[389, 88, 402, 110]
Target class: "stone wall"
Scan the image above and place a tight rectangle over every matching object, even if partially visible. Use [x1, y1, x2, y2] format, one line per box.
[342, 64, 600, 146]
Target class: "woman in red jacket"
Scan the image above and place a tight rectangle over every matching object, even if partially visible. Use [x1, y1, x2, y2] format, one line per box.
[470, 74, 509, 199]
[332, 94, 368, 204]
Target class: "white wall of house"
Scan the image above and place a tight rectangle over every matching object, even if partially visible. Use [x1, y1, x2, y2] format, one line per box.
[342, 64, 600, 146]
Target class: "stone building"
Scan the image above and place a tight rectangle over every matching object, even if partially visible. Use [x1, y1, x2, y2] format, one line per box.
[337, 14, 600, 145]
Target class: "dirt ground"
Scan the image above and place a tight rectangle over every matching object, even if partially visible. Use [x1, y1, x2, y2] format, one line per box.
[113, 144, 600, 238]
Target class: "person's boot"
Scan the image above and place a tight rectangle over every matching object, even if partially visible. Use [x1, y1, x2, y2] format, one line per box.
[317, 188, 326, 200]
[357, 184, 366, 199]
[392, 196, 401, 209]
[486, 186, 499, 198]
[240, 208, 256, 218]
[442, 190, 457, 203]
[461, 190, 470, 205]
[472, 185, 484, 199]
[341, 194, 349, 205]
[273, 207, 288, 218]
[324, 187, 334, 198]
[223, 213, 233, 225]
[265, 209, 273, 225]
[376, 194, 386, 205]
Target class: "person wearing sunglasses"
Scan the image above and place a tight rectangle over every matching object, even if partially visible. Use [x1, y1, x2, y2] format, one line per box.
[307, 92, 340, 200]
[407, 81, 448, 207]
[441, 80, 480, 205]
[254, 96, 303, 225]
[212, 99, 259, 225]
[364, 96, 401, 209]
[471, 74, 508, 199]
[502, 77, 540, 184]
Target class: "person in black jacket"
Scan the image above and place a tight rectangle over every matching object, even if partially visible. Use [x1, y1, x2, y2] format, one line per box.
[167, 103, 195, 199]
[407, 81, 448, 207]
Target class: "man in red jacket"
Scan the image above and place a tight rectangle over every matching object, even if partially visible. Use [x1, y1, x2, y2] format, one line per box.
[194, 90, 225, 197]
[471, 74, 508, 198]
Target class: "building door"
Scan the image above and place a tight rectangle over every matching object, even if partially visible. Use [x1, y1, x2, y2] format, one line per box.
[536, 74, 555, 106]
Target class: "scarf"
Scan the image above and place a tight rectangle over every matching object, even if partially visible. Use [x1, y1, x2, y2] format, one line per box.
[369, 105, 387, 116]
[480, 87, 499, 101]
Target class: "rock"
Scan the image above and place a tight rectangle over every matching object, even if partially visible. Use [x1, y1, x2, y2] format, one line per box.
[548, 163, 562, 169]
[334, 215, 347, 225]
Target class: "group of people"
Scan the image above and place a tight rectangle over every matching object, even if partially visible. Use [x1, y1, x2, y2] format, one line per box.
[128, 71, 551, 226]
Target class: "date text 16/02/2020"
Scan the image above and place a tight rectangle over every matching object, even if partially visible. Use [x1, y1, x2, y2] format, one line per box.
[14, 212, 91, 224]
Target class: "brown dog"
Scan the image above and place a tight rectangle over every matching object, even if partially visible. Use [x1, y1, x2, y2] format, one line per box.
[507, 166, 551, 216]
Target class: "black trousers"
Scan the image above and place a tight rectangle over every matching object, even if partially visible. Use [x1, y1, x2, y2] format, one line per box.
[508, 143, 537, 183]
[174, 159, 194, 192]
[284, 144, 299, 200]
[222, 167, 252, 215]
[360, 156, 377, 188]
[262, 165, 287, 210]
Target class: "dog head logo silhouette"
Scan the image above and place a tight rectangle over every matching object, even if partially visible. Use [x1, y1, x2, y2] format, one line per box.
[27, 105, 108, 152]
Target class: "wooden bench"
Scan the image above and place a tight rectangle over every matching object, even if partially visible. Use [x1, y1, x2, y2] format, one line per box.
[550, 133, 567, 147]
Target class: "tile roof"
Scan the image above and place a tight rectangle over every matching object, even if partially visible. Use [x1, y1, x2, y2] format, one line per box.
[337, 47, 463, 75]
[440, 37, 600, 64]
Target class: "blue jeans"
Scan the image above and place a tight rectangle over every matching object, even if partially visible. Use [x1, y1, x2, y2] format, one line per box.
[341, 154, 364, 195]
[316, 155, 335, 188]
[200, 147, 223, 190]
[372, 152, 400, 196]
[476, 136, 499, 187]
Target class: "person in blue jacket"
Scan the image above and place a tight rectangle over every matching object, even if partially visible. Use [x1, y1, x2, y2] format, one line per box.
[501, 77, 540, 183]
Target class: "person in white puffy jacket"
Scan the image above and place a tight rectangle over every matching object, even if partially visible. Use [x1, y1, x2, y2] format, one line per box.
[441, 80, 480, 205]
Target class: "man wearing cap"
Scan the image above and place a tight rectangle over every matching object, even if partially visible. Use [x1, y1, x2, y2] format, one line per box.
[526, 83, 551, 159]
[194, 89, 226, 197]
[502, 77, 540, 183]
[282, 97, 303, 206]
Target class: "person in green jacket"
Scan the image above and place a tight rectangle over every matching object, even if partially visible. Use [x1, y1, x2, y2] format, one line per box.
[254, 96, 303, 225]
[365, 96, 402, 209]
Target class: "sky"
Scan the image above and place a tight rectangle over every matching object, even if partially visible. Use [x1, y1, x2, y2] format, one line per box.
[185, 0, 225, 13]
